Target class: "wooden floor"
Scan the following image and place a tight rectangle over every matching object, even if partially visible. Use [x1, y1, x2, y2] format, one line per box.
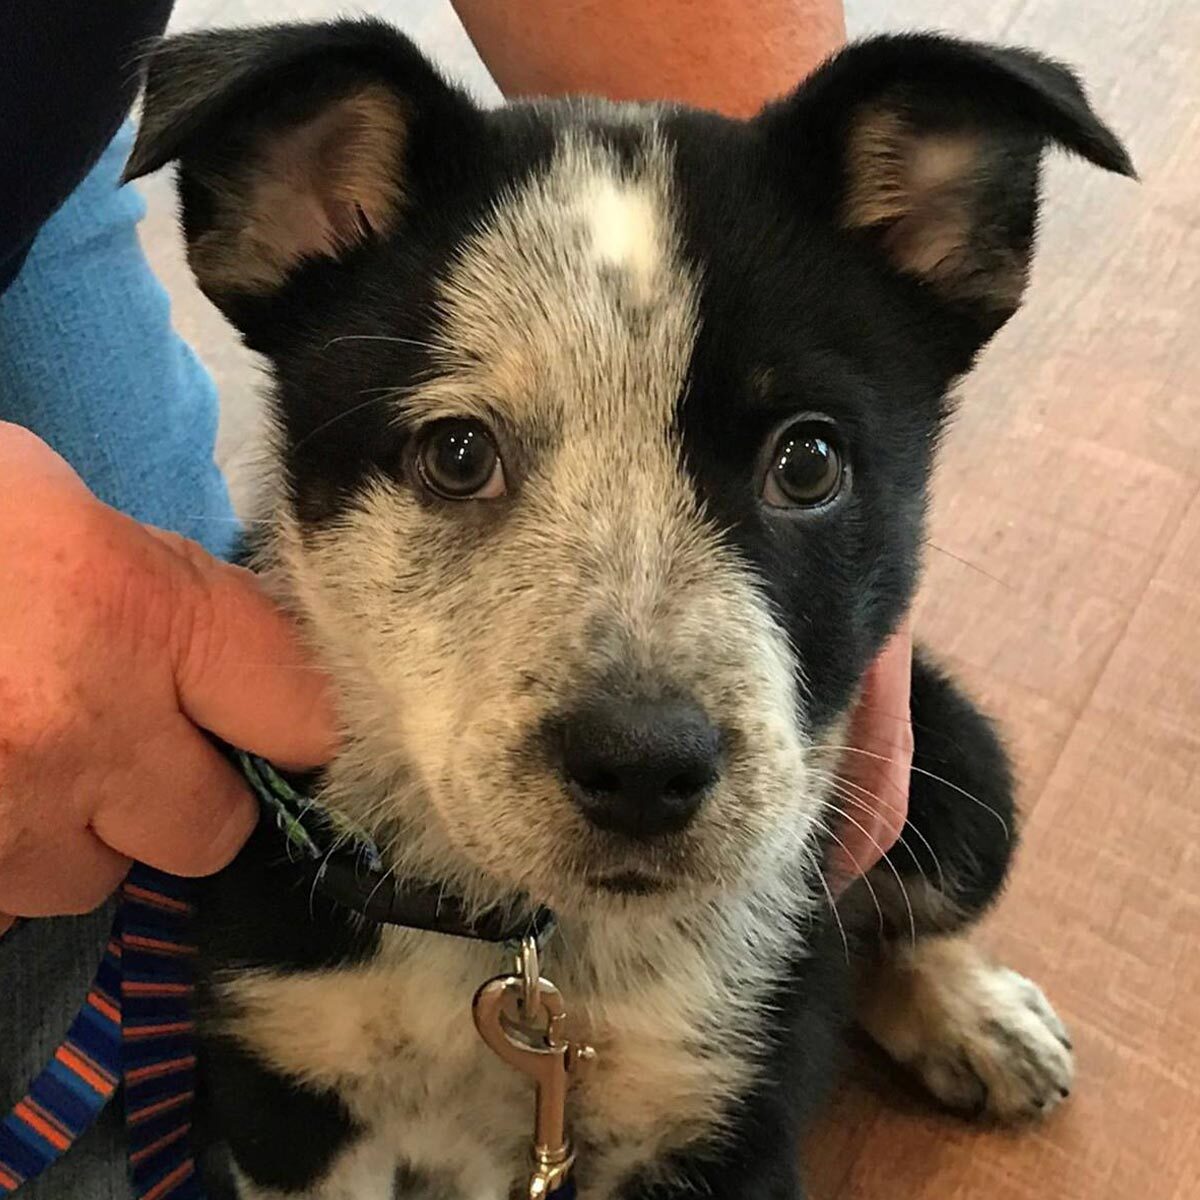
[140, 2, 1200, 1197]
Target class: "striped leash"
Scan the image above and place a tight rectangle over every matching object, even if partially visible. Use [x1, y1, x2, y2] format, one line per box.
[0, 865, 204, 1199]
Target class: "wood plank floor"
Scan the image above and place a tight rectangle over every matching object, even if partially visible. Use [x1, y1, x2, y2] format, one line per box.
[140, 2, 1199, 1197]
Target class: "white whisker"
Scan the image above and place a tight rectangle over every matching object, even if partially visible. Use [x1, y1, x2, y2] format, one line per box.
[812, 816, 885, 935]
[320, 333, 444, 354]
[817, 745, 1010, 839]
[290, 393, 402, 454]
[823, 801, 917, 950]
[818, 768, 947, 900]
[809, 848, 850, 964]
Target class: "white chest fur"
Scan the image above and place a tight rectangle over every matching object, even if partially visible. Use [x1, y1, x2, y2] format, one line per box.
[219, 894, 807, 1200]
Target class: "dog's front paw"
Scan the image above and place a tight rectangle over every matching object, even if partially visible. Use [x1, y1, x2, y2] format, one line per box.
[910, 964, 1073, 1120]
[860, 937, 1074, 1122]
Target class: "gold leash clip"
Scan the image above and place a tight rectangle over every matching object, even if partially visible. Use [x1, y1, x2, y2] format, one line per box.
[473, 937, 595, 1199]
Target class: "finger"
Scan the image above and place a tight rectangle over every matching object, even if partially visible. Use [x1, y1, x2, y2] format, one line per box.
[0, 829, 130, 917]
[91, 720, 258, 877]
[0, 422, 96, 498]
[848, 731, 913, 859]
[848, 621, 914, 801]
[827, 803, 890, 895]
[826, 849, 860, 898]
[155, 531, 339, 768]
[856, 621, 914, 748]
[828, 620, 915, 889]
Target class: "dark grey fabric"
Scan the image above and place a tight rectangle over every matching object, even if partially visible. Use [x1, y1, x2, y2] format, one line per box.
[0, 907, 130, 1197]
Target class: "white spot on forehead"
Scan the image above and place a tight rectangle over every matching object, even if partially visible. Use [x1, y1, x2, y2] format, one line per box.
[580, 174, 663, 301]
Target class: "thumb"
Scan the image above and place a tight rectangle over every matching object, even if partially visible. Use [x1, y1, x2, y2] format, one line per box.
[155, 531, 339, 767]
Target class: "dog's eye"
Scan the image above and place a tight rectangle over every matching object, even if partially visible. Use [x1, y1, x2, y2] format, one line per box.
[761, 420, 846, 509]
[415, 419, 506, 500]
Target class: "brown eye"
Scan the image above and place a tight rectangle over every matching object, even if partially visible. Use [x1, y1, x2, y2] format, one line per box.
[762, 420, 846, 509]
[416, 419, 506, 500]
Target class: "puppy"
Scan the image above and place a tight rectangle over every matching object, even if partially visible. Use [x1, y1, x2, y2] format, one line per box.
[125, 20, 1132, 1200]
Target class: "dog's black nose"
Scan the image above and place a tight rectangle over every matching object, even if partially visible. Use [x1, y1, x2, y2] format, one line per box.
[560, 698, 720, 838]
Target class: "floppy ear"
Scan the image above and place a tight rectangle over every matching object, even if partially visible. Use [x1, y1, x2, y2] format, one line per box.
[125, 19, 479, 316]
[760, 34, 1134, 348]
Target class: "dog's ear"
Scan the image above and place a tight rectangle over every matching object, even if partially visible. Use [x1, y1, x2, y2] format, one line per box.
[125, 20, 478, 314]
[760, 34, 1134, 354]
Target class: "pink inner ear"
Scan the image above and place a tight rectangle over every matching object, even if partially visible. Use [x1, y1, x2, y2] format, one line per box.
[309, 107, 396, 245]
[905, 132, 980, 195]
[882, 132, 980, 280]
[253, 175, 344, 265]
[191, 86, 409, 294]
[261, 89, 407, 259]
[842, 107, 1027, 308]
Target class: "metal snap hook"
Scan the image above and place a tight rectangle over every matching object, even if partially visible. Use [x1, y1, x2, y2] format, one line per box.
[472, 942, 595, 1199]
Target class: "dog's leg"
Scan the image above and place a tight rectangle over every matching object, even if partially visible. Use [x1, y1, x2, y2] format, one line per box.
[849, 654, 1074, 1121]
[859, 934, 1073, 1120]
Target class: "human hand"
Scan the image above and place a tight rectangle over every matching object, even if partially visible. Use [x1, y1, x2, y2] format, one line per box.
[828, 621, 914, 893]
[0, 423, 337, 934]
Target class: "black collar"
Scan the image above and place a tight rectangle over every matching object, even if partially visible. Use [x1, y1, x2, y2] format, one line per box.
[229, 747, 556, 945]
[308, 857, 555, 942]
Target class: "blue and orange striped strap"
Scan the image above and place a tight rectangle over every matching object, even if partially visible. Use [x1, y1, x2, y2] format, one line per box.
[0, 865, 205, 1198]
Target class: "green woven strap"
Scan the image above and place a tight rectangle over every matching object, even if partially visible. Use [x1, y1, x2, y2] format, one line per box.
[235, 751, 382, 871]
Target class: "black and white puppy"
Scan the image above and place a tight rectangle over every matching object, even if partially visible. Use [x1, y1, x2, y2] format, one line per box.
[126, 20, 1132, 1200]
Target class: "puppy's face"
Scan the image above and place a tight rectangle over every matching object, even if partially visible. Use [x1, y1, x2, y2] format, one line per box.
[130, 24, 1130, 912]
